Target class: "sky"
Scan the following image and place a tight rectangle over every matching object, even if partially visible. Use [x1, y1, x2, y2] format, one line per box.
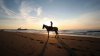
[0, 0, 100, 30]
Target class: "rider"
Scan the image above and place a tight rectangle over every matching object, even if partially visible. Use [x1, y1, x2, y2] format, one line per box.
[50, 21, 53, 27]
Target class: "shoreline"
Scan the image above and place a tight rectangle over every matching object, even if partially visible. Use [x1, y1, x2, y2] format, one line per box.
[3, 29, 100, 38]
[4, 30, 100, 38]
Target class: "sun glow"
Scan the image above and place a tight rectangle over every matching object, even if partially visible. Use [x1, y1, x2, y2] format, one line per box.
[44, 21, 51, 26]
[40, 17, 59, 27]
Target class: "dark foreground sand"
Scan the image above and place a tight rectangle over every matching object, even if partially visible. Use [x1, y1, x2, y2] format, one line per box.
[0, 31, 100, 56]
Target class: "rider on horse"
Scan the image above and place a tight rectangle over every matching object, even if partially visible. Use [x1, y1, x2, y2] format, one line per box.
[50, 21, 53, 27]
[42, 21, 58, 37]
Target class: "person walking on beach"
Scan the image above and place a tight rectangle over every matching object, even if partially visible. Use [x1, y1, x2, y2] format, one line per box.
[50, 21, 53, 27]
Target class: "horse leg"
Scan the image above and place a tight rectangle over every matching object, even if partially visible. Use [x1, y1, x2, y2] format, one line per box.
[55, 31, 57, 38]
[48, 31, 49, 38]
[55, 31, 58, 38]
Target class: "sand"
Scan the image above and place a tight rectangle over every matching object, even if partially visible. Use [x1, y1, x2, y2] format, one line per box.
[0, 31, 100, 56]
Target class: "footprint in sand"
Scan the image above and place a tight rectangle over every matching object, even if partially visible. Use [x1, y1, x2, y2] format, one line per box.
[56, 43, 63, 49]
[78, 40, 82, 41]
[36, 40, 41, 41]
[30, 38, 34, 40]
[71, 48, 78, 51]
[51, 37, 54, 38]
[35, 40, 44, 44]
[70, 39, 75, 40]
[62, 38, 65, 39]
[57, 46, 63, 49]
[23, 36, 27, 38]
[49, 43, 56, 45]
[40, 41, 44, 44]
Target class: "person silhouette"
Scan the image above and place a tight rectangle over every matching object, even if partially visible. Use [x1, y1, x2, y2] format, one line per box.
[50, 21, 53, 27]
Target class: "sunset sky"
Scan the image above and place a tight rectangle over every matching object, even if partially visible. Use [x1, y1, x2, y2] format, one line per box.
[0, 0, 100, 30]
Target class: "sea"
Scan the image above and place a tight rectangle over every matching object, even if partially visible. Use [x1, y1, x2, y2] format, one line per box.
[4, 29, 100, 38]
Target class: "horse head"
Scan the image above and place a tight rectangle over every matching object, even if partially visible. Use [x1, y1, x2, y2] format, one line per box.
[42, 24, 45, 29]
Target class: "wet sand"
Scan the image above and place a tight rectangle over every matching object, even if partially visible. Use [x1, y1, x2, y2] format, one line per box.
[0, 31, 100, 56]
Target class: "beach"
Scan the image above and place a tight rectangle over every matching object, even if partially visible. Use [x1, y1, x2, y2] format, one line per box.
[0, 31, 100, 56]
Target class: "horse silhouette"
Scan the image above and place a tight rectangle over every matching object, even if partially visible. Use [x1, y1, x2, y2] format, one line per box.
[42, 24, 58, 37]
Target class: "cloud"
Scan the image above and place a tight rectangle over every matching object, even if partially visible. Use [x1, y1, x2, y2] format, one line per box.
[19, 0, 43, 19]
[34, 7, 42, 16]
[0, 0, 17, 17]
[20, 0, 33, 19]
[0, 0, 43, 19]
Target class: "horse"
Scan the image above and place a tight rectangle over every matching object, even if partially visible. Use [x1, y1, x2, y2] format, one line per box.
[42, 24, 58, 38]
